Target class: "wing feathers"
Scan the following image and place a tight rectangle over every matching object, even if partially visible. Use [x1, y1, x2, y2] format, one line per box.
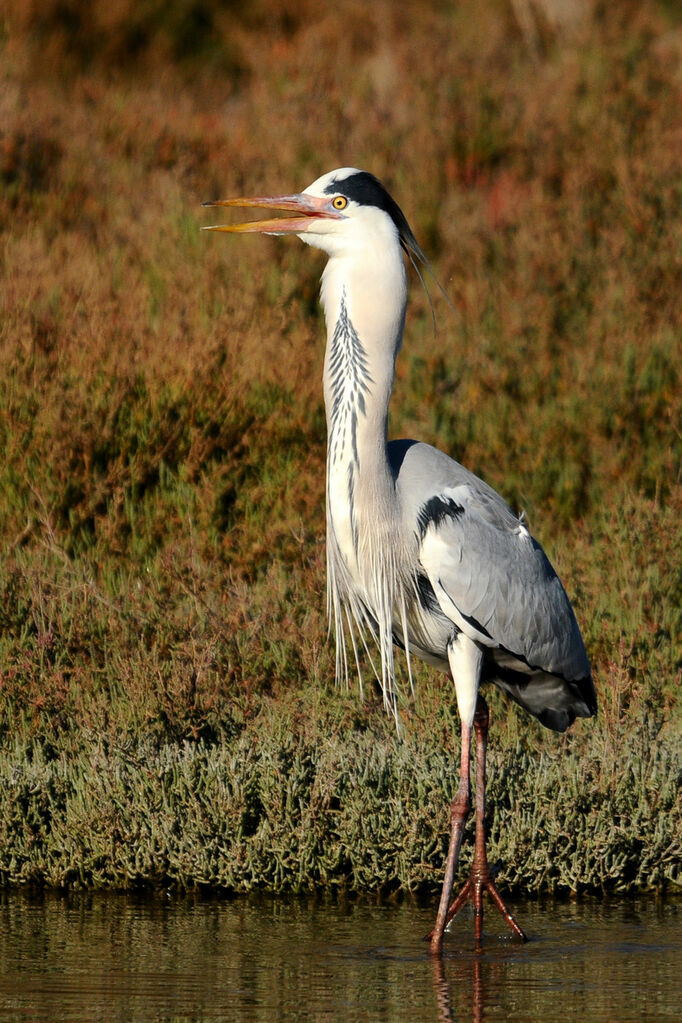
[418, 484, 592, 687]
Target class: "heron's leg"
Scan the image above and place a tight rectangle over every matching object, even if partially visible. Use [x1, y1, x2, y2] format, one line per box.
[428, 719, 472, 956]
[443, 696, 527, 943]
[471, 696, 492, 944]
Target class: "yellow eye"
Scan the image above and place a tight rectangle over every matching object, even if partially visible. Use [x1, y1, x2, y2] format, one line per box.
[332, 196, 348, 210]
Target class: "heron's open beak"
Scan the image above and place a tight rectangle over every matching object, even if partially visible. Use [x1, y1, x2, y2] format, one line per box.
[201, 193, 341, 235]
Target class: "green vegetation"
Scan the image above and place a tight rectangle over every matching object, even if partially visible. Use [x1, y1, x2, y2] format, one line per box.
[0, 0, 680, 895]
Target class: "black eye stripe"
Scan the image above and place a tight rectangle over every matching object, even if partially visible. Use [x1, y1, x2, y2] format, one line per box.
[324, 171, 398, 216]
[322, 171, 425, 264]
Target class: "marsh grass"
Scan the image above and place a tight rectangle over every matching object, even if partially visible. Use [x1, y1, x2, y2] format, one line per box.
[0, 0, 680, 895]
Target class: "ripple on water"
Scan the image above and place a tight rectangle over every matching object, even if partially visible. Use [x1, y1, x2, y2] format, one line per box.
[0, 893, 680, 1022]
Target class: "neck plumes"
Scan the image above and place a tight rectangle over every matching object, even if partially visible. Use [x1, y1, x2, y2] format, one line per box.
[322, 241, 406, 470]
[320, 241, 410, 714]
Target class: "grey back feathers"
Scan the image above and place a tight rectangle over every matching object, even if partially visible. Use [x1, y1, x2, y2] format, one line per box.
[389, 440, 595, 731]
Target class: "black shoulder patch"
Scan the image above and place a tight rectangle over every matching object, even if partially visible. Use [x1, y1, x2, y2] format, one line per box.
[415, 571, 440, 614]
[387, 438, 418, 479]
[417, 495, 464, 541]
[458, 609, 492, 639]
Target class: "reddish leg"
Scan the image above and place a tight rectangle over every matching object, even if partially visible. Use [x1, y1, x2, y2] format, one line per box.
[429, 719, 472, 955]
[429, 695, 527, 953]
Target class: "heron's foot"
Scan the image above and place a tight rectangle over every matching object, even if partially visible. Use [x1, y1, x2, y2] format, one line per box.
[425, 859, 527, 947]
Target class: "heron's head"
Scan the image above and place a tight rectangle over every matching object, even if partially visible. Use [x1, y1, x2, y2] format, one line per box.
[203, 167, 427, 267]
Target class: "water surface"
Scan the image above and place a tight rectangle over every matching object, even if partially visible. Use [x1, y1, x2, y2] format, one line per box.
[1, 892, 679, 1021]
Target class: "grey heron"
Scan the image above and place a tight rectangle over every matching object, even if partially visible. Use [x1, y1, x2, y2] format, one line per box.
[203, 168, 597, 954]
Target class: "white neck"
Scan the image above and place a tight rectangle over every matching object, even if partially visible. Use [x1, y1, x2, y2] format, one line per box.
[320, 240, 406, 584]
[313, 221, 413, 713]
[321, 243, 406, 476]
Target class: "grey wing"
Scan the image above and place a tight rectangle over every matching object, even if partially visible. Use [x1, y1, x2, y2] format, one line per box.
[391, 441, 596, 731]
[418, 486, 586, 675]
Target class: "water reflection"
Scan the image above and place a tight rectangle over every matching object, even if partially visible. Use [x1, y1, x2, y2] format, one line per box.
[0, 891, 680, 1021]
